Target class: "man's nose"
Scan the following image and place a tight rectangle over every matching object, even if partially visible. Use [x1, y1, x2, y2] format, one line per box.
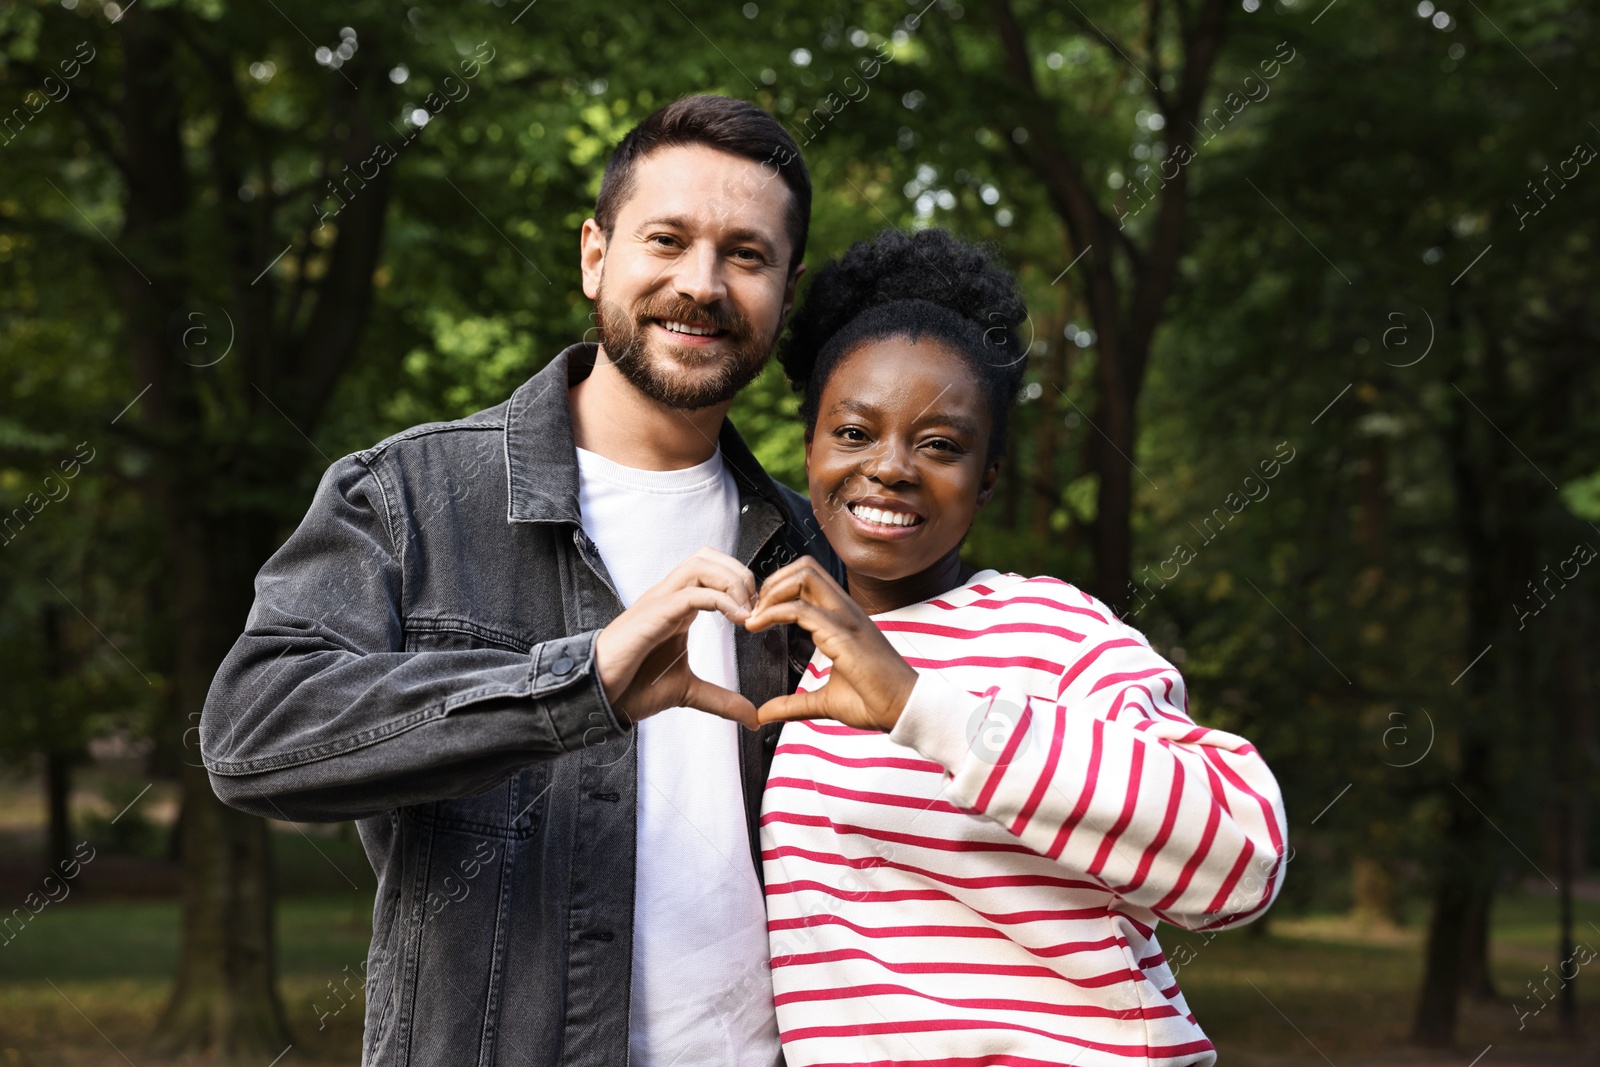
[672, 241, 727, 307]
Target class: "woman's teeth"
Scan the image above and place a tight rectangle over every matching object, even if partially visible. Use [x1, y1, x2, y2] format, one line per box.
[849, 503, 922, 528]
[660, 319, 720, 336]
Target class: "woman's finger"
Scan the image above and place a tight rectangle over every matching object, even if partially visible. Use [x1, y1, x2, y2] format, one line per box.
[752, 558, 850, 615]
[754, 688, 833, 725]
[743, 595, 837, 638]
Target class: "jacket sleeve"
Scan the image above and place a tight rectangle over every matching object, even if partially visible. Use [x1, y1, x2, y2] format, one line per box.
[200, 454, 629, 823]
[886, 608, 1287, 932]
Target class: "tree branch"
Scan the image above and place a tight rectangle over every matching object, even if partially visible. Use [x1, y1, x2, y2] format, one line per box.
[1125, 0, 1229, 384]
[6, 56, 126, 170]
[1052, 0, 1169, 109]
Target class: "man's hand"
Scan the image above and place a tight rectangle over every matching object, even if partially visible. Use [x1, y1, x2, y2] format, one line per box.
[594, 547, 760, 727]
[741, 557, 918, 732]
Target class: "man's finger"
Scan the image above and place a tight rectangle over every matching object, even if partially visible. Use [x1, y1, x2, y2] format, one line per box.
[683, 677, 760, 730]
[667, 549, 760, 608]
[673, 585, 756, 624]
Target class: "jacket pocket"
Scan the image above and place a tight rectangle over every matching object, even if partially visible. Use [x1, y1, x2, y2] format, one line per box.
[415, 761, 549, 840]
[402, 615, 533, 654]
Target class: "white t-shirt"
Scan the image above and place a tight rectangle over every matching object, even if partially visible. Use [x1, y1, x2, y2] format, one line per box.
[575, 445, 782, 1067]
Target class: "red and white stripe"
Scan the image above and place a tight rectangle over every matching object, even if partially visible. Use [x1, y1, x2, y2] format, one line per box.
[761, 571, 1287, 1067]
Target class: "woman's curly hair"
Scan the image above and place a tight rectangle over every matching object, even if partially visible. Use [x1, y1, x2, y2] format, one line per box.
[777, 228, 1030, 460]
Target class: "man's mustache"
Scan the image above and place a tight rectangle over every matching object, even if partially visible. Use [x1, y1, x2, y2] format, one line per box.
[631, 296, 748, 337]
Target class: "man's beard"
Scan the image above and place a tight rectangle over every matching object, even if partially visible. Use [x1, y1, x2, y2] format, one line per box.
[594, 284, 774, 411]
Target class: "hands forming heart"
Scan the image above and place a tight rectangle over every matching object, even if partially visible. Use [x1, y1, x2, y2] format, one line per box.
[593, 550, 917, 732]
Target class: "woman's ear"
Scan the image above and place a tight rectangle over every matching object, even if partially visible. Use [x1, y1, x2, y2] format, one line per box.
[975, 458, 1002, 509]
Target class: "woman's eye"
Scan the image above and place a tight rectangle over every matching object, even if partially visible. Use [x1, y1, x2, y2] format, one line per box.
[836, 427, 869, 442]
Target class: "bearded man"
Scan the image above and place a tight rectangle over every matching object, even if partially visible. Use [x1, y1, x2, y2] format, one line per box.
[201, 95, 834, 1067]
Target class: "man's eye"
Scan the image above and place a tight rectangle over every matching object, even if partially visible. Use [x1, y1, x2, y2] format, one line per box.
[836, 427, 869, 442]
[732, 248, 764, 263]
[650, 235, 679, 248]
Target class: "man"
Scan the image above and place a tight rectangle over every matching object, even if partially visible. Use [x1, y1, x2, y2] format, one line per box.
[200, 95, 835, 1067]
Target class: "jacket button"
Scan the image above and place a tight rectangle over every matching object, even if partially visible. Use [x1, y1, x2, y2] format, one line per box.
[552, 656, 575, 675]
[763, 629, 784, 654]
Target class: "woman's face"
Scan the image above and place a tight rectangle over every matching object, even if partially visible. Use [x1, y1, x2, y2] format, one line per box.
[805, 336, 999, 605]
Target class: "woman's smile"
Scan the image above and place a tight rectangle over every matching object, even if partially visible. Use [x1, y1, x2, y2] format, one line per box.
[841, 495, 926, 536]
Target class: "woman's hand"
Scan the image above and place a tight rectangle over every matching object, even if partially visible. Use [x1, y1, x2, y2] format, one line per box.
[742, 557, 919, 731]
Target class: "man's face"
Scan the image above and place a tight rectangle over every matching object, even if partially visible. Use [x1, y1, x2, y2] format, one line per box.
[580, 144, 803, 410]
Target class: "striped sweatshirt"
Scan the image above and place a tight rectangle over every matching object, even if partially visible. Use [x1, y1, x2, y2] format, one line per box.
[759, 570, 1287, 1067]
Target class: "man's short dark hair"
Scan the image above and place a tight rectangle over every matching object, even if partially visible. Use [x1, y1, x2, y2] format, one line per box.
[594, 94, 811, 273]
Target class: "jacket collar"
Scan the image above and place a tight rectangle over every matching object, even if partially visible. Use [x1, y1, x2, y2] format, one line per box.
[504, 342, 791, 525]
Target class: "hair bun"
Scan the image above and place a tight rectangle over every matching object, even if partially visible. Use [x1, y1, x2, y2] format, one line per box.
[779, 228, 1027, 394]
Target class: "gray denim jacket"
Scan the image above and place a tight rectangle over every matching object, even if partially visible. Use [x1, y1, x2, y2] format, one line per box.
[201, 343, 838, 1067]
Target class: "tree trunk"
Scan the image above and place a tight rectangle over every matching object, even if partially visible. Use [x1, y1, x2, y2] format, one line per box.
[41, 602, 75, 873]
[149, 472, 290, 1060]
[1412, 742, 1494, 1047]
[1089, 352, 1136, 608]
[1459, 882, 1496, 1001]
[1553, 607, 1590, 1034]
[44, 749, 73, 873]
[153, 764, 288, 1061]
[1413, 324, 1533, 1044]
[1412, 740, 1496, 1044]
[113, 10, 291, 1057]
[1413, 874, 1471, 1045]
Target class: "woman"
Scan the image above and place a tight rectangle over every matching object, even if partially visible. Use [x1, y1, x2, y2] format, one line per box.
[741, 229, 1287, 1067]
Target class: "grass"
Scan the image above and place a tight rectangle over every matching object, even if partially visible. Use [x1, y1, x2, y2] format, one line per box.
[3, 885, 1600, 1065]
[0, 897, 372, 1066]
[1168, 890, 1600, 1065]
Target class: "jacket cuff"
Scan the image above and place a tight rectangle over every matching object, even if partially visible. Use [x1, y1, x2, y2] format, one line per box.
[888, 670, 978, 773]
[530, 629, 630, 752]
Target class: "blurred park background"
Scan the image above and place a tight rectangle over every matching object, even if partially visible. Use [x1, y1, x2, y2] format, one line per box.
[2, 0, 1599, 1062]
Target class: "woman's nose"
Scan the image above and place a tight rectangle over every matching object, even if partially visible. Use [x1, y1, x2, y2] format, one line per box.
[862, 439, 916, 484]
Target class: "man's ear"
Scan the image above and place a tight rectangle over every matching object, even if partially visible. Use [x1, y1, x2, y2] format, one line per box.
[579, 218, 606, 300]
[780, 262, 807, 323]
[975, 458, 1002, 509]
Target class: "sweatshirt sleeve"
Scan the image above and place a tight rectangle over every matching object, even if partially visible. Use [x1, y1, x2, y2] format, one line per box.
[887, 604, 1287, 931]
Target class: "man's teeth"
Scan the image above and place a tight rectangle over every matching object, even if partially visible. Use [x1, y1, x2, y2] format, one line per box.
[661, 320, 720, 337]
[849, 503, 921, 527]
